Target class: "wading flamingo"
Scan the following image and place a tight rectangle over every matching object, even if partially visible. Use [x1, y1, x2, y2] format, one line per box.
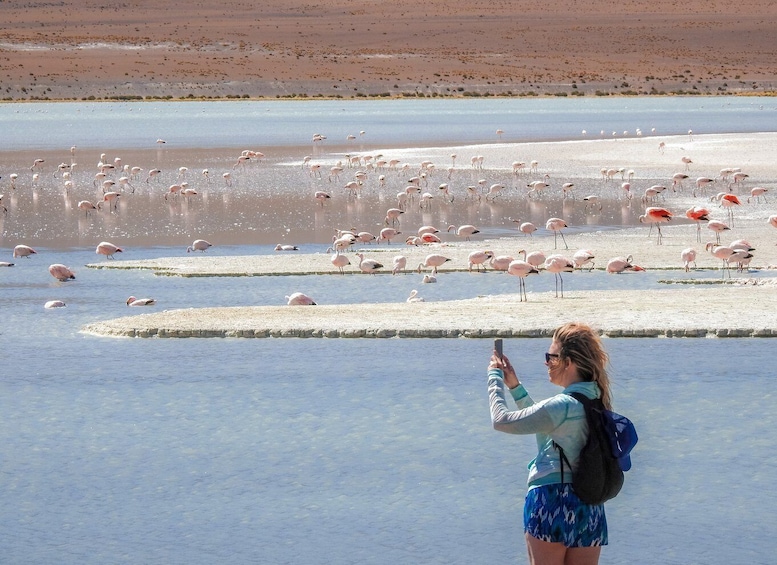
[286, 292, 316, 305]
[187, 240, 212, 253]
[639, 207, 673, 245]
[507, 260, 539, 302]
[48, 264, 76, 281]
[543, 254, 574, 297]
[96, 241, 123, 259]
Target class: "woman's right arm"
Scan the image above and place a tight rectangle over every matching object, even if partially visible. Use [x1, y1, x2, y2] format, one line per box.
[488, 365, 555, 435]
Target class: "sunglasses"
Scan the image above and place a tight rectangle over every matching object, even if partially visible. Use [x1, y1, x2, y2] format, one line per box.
[545, 353, 560, 363]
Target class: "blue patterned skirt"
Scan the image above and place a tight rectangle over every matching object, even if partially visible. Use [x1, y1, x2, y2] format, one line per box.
[524, 483, 608, 547]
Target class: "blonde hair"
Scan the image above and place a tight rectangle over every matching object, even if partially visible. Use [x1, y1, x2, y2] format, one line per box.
[553, 322, 612, 409]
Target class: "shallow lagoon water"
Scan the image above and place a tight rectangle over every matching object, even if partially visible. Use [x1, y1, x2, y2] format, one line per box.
[2, 99, 777, 563]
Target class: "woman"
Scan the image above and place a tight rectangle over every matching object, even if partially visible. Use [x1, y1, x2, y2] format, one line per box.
[488, 322, 613, 565]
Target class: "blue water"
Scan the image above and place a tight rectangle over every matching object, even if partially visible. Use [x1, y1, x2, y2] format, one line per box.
[1, 97, 776, 151]
[2, 99, 777, 564]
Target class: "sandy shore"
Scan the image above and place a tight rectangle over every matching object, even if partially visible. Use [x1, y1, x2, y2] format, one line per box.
[2, 1, 777, 100]
[82, 131, 777, 339]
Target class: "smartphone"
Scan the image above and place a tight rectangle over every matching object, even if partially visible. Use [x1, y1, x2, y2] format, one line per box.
[494, 338, 503, 358]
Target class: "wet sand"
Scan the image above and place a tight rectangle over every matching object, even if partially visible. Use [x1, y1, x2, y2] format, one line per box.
[2, 1, 776, 100]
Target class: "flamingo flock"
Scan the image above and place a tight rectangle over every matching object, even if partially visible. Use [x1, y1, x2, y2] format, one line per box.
[3, 132, 777, 312]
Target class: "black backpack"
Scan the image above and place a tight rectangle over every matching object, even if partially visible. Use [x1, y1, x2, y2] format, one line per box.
[555, 392, 637, 505]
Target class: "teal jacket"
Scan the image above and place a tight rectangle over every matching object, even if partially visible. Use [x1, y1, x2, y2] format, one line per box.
[488, 368, 601, 489]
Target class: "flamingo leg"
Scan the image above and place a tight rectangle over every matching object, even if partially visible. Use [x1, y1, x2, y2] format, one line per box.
[559, 231, 568, 250]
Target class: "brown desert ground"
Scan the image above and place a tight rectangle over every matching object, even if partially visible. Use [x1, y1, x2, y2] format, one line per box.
[1, 0, 777, 101]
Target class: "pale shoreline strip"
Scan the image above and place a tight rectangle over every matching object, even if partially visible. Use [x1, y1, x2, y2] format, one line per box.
[82, 284, 777, 339]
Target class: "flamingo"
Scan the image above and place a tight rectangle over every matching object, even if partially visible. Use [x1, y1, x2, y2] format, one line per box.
[730, 240, 755, 272]
[417, 254, 452, 275]
[274, 244, 299, 251]
[681, 156, 693, 170]
[685, 206, 711, 242]
[392, 255, 407, 275]
[146, 168, 161, 183]
[315, 191, 331, 205]
[545, 218, 568, 249]
[522, 250, 547, 269]
[484, 183, 505, 201]
[680, 248, 697, 272]
[422, 274, 437, 283]
[44, 300, 67, 309]
[672, 173, 689, 191]
[13, 245, 36, 258]
[706, 220, 730, 243]
[489, 254, 514, 272]
[729, 172, 749, 190]
[715, 193, 741, 226]
[98, 191, 121, 212]
[286, 292, 316, 306]
[48, 264, 76, 281]
[406, 289, 425, 303]
[769, 215, 777, 229]
[379, 227, 401, 244]
[507, 260, 539, 302]
[606, 255, 645, 273]
[705, 242, 735, 278]
[330, 252, 351, 274]
[543, 254, 575, 298]
[355, 253, 383, 274]
[511, 220, 537, 237]
[96, 241, 123, 259]
[187, 240, 213, 253]
[419, 232, 442, 244]
[639, 207, 672, 244]
[468, 250, 494, 272]
[747, 187, 768, 203]
[385, 208, 404, 226]
[127, 296, 156, 306]
[694, 177, 715, 197]
[572, 249, 595, 271]
[447, 224, 480, 241]
[77, 200, 98, 217]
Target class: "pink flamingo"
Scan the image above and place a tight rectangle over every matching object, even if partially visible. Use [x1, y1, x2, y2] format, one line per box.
[98, 191, 121, 212]
[468, 250, 494, 272]
[44, 300, 67, 309]
[507, 260, 539, 302]
[127, 296, 156, 306]
[747, 187, 768, 204]
[639, 207, 672, 245]
[694, 177, 715, 197]
[355, 253, 383, 274]
[379, 227, 401, 244]
[391, 255, 407, 275]
[705, 242, 735, 278]
[96, 241, 123, 259]
[13, 245, 37, 258]
[706, 220, 730, 243]
[315, 191, 331, 206]
[544, 218, 568, 249]
[489, 254, 514, 272]
[769, 215, 777, 229]
[416, 254, 452, 275]
[715, 193, 741, 226]
[285, 292, 316, 306]
[572, 249, 595, 271]
[447, 224, 480, 241]
[78, 200, 98, 217]
[680, 248, 697, 272]
[511, 219, 537, 237]
[543, 254, 575, 297]
[385, 208, 404, 226]
[685, 206, 710, 242]
[187, 240, 212, 253]
[606, 255, 645, 274]
[48, 264, 75, 281]
[331, 252, 351, 274]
